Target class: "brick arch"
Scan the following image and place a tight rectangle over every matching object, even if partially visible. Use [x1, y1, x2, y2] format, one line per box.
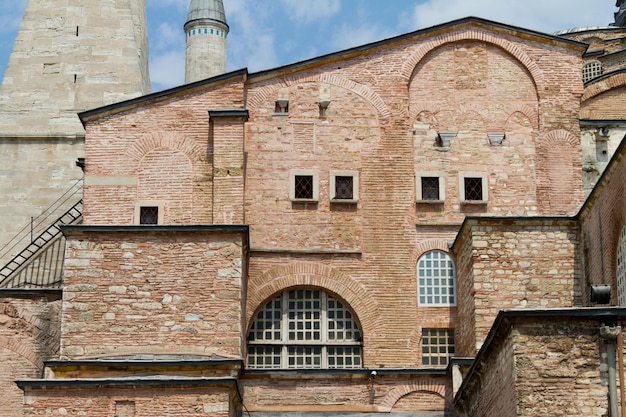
[246, 74, 390, 119]
[0, 336, 43, 369]
[582, 72, 626, 102]
[247, 263, 379, 336]
[0, 302, 60, 355]
[414, 240, 453, 264]
[125, 132, 206, 166]
[410, 102, 441, 122]
[380, 381, 452, 412]
[541, 129, 579, 146]
[402, 30, 544, 93]
[504, 103, 539, 128]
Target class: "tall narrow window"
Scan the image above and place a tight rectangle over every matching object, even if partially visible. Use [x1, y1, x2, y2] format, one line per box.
[617, 227, 626, 306]
[139, 206, 159, 225]
[421, 328, 455, 366]
[248, 289, 362, 369]
[417, 251, 456, 306]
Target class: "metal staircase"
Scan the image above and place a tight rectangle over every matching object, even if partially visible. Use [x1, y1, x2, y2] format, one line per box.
[0, 180, 83, 289]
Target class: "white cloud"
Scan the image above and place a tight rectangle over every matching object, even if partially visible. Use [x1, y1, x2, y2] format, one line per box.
[411, 0, 616, 34]
[153, 21, 182, 51]
[149, 50, 185, 91]
[278, 0, 341, 24]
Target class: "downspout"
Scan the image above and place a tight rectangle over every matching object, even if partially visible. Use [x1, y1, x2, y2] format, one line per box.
[601, 324, 622, 417]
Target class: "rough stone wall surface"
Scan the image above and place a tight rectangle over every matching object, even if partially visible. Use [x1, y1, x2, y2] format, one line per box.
[453, 225, 476, 358]
[61, 231, 244, 359]
[23, 386, 232, 417]
[453, 220, 580, 354]
[580, 127, 626, 195]
[579, 149, 626, 305]
[0, 296, 61, 417]
[82, 79, 245, 225]
[461, 327, 516, 417]
[513, 320, 607, 416]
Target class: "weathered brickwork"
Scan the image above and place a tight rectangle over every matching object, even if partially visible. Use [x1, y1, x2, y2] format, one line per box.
[453, 219, 581, 355]
[0, 296, 61, 416]
[61, 229, 246, 358]
[22, 386, 233, 417]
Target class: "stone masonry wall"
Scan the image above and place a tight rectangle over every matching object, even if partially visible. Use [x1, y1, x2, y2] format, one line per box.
[453, 219, 581, 354]
[23, 386, 233, 417]
[0, 296, 61, 417]
[61, 229, 245, 359]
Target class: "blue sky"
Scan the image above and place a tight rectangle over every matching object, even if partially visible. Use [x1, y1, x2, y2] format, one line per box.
[0, 0, 619, 92]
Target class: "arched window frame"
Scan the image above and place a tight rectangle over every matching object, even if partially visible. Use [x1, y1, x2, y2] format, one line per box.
[417, 250, 457, 306]
[247, 288, 363, 369]
[582, 60, 603, 83]
[617, 227, 626, 306]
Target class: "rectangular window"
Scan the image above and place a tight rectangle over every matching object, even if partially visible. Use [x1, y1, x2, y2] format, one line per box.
[330, 170, 359, 203]
[421, 328, 455, 366]
[139, 206, 158, 224]
[294, 175, 314, 199]
[416, 172, 445, 202]
[459, 172, 488, 203]
[421, 177, 440, 200]
[289, 170, 319, 202]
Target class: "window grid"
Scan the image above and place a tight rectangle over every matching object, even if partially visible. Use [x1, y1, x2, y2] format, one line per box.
[464, 177, 483, 201]
[139, 206, 158, 224]
[617, 227, 626, 306]
[583, 61, 603, 83]
[418, 251, 456, 306]
[248, 289, 362, 369]
[334, 176, 354, 200]
[294, 175, 314, 199]
[421, 328, 455, 366]
[421, 177, 440, 200]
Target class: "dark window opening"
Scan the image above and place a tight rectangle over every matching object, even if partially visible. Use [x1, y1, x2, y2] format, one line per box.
[421, 177, 440, 200]
[294, 176, 313, 199]
[334, 176, 353, 200]
[421, 328, 455, 366]
[139, 206, 158, 224]
[464, 177, 483, 201]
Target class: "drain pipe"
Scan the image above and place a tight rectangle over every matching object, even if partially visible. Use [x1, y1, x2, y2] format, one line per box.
[600, 324, 622, 417]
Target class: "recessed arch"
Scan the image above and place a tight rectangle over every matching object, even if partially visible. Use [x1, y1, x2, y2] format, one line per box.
[582, 71, 626, 102]
[248, 262, 379, 338]
[402, 30, 544, 93]
[380, 381, 453, 412]
[125, 132, 206, 166]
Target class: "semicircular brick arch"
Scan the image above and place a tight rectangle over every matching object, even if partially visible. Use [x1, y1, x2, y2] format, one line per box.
[247, 263, 379, 336]
[542, 129, 579, 146]
[582, 72, 626, 102]
[246, 74, 390, 119]
[0, 302, 60, 358]
[125, 132, 206, 166]
[380, 381, 452, 412]
[401, 30, 544, 93]
[414, 239, 454, 264]
[504, 103, 539, 128]
[0, 336, 44, 369]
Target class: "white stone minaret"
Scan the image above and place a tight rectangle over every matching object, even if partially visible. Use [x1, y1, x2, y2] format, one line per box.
[184, 0, 229, 83]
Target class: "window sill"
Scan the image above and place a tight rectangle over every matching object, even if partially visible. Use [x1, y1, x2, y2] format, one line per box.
[331, 199, 358, 204]
[460, 200, 487, 205]
[416, 199, 444, 204]
[272, 112, 289, 117]
[291, 198, 318, 203]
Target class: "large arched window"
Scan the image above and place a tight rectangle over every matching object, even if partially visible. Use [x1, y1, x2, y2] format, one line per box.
[247, 288, 362, 369]
[417, 251, 456, 306]
[617, 227, 626, 306]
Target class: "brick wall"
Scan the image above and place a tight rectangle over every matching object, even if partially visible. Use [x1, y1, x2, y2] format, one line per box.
[61, 228, 246, 359]
[0, 296, 61, 417]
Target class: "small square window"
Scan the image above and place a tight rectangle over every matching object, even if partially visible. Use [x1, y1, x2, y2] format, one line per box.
[139, 207, 158, 225]
[459, 172, 488, 203]
[464, 178, 483, 201]
[416, 172, 445, 203]
[330, 170, 359, 203]
[295, 176, 314, 199]
[421, 328, 455, 366]
[290, 170, 319, 202]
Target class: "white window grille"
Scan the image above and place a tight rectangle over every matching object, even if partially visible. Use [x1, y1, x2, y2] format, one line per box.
[247, 289, 362, 369]
[583, 61, 603, 83]
[617, 227, 626, 306]
[417, 251, 456, 306]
